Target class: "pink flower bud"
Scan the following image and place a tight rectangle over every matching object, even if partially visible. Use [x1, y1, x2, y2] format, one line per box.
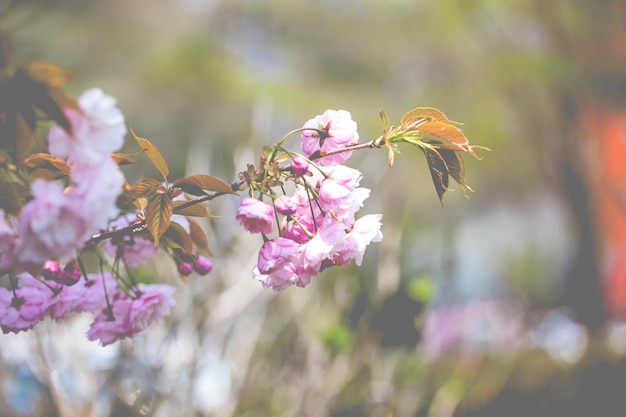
[178, 262, 194, 276]
[193, 256, 213, 275]
[291, 156, 309, 177]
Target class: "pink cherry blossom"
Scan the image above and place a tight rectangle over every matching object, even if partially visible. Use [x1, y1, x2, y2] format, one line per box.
[48, 88, 126, 166]
[14, 179, 88, 270]
[87, 299, 134, 346]
[301, 109, 359, 166]
[69, 158, 125, 238]
[257, 238, 300, 274]
[49, 272, 119, 320]
[318, 165, 362, 211]
[252, 264, 300, 292]
[0, 281, 52, 334]
[128, 284, 176, 332]
[333, 214, 383, 266]
[236, 198, 274, 234]
[274, 195, 298, 216]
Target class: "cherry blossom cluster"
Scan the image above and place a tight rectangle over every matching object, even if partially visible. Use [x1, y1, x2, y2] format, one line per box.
[236, 110, 383, 291]
[0, 89, 211, 345]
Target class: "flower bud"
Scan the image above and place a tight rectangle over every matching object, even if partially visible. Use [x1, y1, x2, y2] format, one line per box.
[291, 156, 309, 177]
[178, 262, 193, 276]
[193, 256, 213, 275]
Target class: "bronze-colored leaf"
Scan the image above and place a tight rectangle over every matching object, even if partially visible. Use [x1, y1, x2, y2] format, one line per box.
[23, 61, 74, 86]
[23, 153, 70, 174]
[131, 128, 169, 180]
[0, 182, 30, 215]
[424, 148, 449, 204]
[418, 121, 470, 151]
[145, 193, 173, 246]
[173, 174, 234, 195]
[437, 146, 472, 199]
[111, 152, 140, 166]
[129, 178, 162, 200]
[164, 221, 194, 255]
[14, 69, 72, 132]
[173, 201, 217, 218]
[401, 107, 461, 128]
[188, 218, 211, 255]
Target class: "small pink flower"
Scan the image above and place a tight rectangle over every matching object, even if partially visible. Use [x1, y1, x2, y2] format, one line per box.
[301, 109, 359, 166]
[257, 238, 300, 274]
[334, 214, 383, 266]
[318, 165, 362, 211]
[14, 179, 88, 270]
[0, 283, 52, 334]
[252, 264, 300, 292]
[235, 198, 274, 234]
[128, 284, 176, 332]
[291, 156, 310, 177]
[274, 195, 298, 216]
[48, 88, 126, 166]
[49, 272, 119, 320]
[87, 299, 134, 346]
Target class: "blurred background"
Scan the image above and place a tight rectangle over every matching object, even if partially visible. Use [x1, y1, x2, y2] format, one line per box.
[1, 0, 626, 416]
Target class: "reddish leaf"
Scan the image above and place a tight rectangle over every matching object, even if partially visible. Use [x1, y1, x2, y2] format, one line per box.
[129, 178, 162, 200]
[131, 128, 169, 180]
[173, 174, 234, 195]
[145, 193, 173, 246]
[418, 121, 470, 151]
[164, 222, 194, 254]
[401, 107, 461, 128]
[173, 201, 217, 218]
[23, 61, 75, 86]
[23, 153, 70, 174]
[111, 152, 140, 166]
[188, 218, 211, 255]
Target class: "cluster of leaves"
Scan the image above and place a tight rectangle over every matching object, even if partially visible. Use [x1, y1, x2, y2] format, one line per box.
[99, 129, 237, 267]
[0, 30, 76, 216]
[380, 107, 488, 203]
[0, 28, 238, 277]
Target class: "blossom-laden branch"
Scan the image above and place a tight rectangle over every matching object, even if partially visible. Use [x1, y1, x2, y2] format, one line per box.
[0, 30, 485, 345]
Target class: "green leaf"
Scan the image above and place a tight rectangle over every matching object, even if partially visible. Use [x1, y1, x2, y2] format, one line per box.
[145, 192, 173, 246]
[173, 174, 234, 195]
[131, 128, 169, 180]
